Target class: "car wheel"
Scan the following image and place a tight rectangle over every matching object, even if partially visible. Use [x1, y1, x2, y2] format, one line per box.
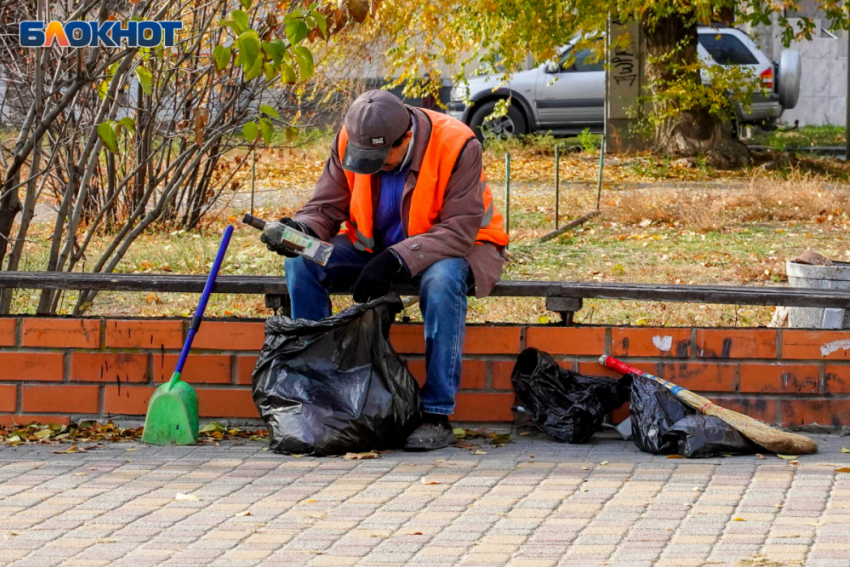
[469, 100, 528, 143]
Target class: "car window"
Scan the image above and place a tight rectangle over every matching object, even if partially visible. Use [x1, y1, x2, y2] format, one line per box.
[560, 48, 604, 72]
[698, 33, 758, 65]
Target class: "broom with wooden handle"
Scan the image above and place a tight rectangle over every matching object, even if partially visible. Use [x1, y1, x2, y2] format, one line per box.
[599, 355, 818, 455]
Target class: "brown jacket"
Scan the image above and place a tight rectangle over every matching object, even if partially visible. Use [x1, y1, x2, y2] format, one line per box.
[293, 106, 506, 297]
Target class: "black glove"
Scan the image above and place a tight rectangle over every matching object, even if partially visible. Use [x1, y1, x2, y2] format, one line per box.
[352, 249, 401, 303]
[260, 217, 315, 257]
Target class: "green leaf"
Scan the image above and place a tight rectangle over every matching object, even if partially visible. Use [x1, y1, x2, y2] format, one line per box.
[118, 117, 135, 134]
[97, 121, 119, 153]
[222, 20, 242, 37]
[237, 31, 260, 70]
[312, 10, 327, 36]
[262, 39, 286, 66]
[284, 127, 298, 142]
[244, 54, 263, 81]
[239, 0, 252, 9]
[199, 422, 226, 434]
[259, 104, 280, 118]
[231, 10, 250, 34]
[286, 20, 308, 46]
[263, 62, 276, 81]
[259, 117, 274, 144]
[212, 45, 231, 72]
[293, 46, 313, 80]
[242, 121, 260, 142]
[135, 66, 153, 96]
[280, 61, 296, 84]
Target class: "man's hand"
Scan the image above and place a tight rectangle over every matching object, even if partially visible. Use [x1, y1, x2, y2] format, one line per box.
[260, 217, 315, 257]
[352, 249, 401, 302]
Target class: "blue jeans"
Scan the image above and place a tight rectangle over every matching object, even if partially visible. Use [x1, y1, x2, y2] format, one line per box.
[284, 234, 470, 415]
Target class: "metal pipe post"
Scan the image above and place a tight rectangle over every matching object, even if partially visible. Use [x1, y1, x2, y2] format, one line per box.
[596, 139, 605, 210]
[505, 152, 511, 248]
[554, 145, 560, 230]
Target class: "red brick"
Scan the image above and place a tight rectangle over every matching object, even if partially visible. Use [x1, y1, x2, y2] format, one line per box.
[103, 386, 155, 415]
[153, 354, 232, 384]
[405, 359, 426, 387]
[193, 321, 265, 351]
[782, 330, 850, 360]
[70, 353, 149, 383]
[451, 393, 515, 422]
[611, 403, 630, 425]
[696, 329, 777, 359]
[0, 318, 17, 346]
[0, 385, 17, 412]
[577, 360, 658, 379]
[612, 328, 691, 358]
[196, 389, 258, 418]
[463, 327, 522, 355]
[739, 363, 819, 394]
[235, 356, 259, 385]
[390, 325, 425, 354]
[0, 415, 70, 427]
[825, 365, 850, 393]
[21, 318, 100, 349]
[780, 399, 850, 428]
[526, 327, 606, 356]
[0, 352, 65, 381]
[461, 360, 487, 389]
[492, 360, 516, 390]
[105, 320, 183, 349]
[714, 397, 777, 425]
[22, 385, 99, 414]
[661, 363, 735, 392]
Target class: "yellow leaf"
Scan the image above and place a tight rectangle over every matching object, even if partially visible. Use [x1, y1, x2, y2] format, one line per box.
[175, 493, 199, 501]
[836, 467, 850, 473]
[54, 445, 80, 454]
[777, 455, 799, 460]
[235, 511, 252, 517]
[842, 448, 850, 453]
[733, 517, 745, 521]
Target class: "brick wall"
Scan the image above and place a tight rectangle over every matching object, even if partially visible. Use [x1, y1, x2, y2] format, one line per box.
[1, 317, 849, 428]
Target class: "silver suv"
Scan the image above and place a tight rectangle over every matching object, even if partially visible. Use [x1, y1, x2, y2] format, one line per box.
[448, 26, 801, 140]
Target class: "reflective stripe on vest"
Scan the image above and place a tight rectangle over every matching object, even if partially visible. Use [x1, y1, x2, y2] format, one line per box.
[338, 108, 508, 252]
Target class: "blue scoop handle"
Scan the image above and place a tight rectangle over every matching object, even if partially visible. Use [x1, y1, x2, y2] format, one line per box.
[173, 225, 234, 378]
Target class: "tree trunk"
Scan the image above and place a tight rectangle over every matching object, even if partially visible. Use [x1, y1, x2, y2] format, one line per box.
[642, 13, 749, 168]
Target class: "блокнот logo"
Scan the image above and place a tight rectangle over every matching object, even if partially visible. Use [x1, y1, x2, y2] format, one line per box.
[19, 21, 182, 48]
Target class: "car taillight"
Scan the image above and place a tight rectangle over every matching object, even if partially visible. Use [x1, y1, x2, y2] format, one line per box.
[760, 67, 774, 90]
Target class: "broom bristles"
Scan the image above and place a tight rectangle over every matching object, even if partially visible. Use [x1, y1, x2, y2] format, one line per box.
[601, 356, 818, 455]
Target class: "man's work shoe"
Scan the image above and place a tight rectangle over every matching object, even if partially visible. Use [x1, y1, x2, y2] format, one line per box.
[404, 414, 456, 451]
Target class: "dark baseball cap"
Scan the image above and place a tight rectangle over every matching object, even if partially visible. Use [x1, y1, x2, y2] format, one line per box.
[341, 90, 410, 174]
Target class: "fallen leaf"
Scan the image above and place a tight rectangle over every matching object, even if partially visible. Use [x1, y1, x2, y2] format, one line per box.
[836, 467, 850, 473]
[303, 499, 317, 503]
[175, 493, 199, 501]
[756, 454, 766, 459]
[842, 448, 850, 453]
[777, 455, 799, 460]
[72, 473, 87, 477]
[805, 520, 825, 526]
[421, 478, 441, 485]
[519, 432, 533, 436]
[733, 517, 745, 521]
[342, 451, 380, 460]
[410, 532, 423, 535]
[666, 455, 684, 459]
[235, 511, 251, 517]
[790, 460, 799, 465]
[125, 447, 138, 452]
[53, 445, 80, 454]
[599, 461, 608, 466]
[474, 450, 488, 455]
[291, 454, 305, 458]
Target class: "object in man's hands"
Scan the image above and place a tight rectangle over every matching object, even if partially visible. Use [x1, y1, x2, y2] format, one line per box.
[243, 213, 333, 265]
[352, 249, 400, 303]
[600, 355, 818, 455]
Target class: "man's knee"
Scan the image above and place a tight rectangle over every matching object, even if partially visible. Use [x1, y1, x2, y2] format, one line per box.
[420, 258, 470, 297]
[285, 255, 324, 285]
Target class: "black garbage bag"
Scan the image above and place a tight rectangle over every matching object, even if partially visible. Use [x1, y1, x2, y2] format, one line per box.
[252, 295, 421, 456]
[511, 348, 632, 443]
[630, 375, 758, 458]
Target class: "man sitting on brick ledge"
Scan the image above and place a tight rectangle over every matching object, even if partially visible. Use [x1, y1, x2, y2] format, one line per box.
[264, 90, 508, 450]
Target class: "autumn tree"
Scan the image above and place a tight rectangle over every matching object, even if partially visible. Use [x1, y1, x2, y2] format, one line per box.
[355, 0, 850, 167]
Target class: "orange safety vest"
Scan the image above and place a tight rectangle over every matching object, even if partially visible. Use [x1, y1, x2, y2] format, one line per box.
[337, 108, 509, 252]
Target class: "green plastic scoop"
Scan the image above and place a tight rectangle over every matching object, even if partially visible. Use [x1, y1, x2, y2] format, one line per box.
[142, 225, 233, 445]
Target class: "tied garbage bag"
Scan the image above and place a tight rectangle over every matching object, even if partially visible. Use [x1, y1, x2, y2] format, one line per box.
[511, 348, 631, 443]
[630, 375, 758, 458]
[252, 295, 421, 456]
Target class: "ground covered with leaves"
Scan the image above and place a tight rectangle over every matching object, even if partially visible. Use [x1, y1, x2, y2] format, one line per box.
[10, 140, 850, 327]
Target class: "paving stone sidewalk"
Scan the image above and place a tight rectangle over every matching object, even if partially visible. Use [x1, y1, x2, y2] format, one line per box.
[1, 432, 849, 567]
